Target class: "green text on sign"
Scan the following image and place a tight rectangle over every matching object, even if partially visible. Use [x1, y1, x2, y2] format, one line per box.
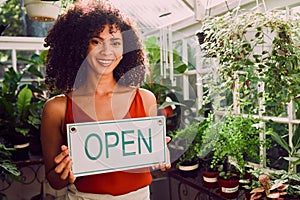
[84, 128, 152, 160]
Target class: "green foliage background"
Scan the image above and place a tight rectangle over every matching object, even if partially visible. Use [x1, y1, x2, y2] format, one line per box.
[0, 0, 24, 36]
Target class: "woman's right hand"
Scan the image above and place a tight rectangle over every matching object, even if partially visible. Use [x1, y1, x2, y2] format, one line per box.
[54, 145, 76, 184]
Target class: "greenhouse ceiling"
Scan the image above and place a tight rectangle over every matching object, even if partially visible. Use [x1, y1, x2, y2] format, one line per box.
[107, 0, 234, 31]
[108, 0, 300, 35]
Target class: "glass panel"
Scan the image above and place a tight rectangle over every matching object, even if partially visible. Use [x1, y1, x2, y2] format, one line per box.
[188, 74, 197, 100]
[173, 40, 182, 59]
[187, 38, 197, 70]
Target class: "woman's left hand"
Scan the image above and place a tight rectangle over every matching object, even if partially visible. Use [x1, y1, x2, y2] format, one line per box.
[152, 136, 171, 171]
[54, 145, 76, 183]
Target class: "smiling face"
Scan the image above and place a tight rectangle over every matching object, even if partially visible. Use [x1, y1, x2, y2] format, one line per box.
[87, 24, 123, 76]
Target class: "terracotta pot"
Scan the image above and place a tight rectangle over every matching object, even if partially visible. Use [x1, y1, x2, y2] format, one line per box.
[218, 177, 240, 199]
[202, 170, 219, 188]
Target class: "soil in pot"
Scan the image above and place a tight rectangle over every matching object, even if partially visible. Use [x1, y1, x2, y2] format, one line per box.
[218, 174, 240, 199]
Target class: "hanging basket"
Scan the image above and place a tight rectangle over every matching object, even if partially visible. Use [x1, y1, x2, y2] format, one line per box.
[24, 0, 61, 22]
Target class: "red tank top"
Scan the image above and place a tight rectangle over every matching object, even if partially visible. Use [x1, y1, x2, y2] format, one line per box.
[64, 89, 152, 195]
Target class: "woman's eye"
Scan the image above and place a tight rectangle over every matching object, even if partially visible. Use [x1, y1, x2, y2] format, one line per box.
[90, 39, 103, 45]
[112, 41, 121, 47]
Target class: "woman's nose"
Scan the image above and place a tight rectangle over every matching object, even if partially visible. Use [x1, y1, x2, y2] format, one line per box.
[99, 42, 112, 55]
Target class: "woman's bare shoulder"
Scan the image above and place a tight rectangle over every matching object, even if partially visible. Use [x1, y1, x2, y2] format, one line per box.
[138, 88, 156, 100]
[43, 94, 67, 113]
[45, 94, 66, 104]
[138, 88, 157, 116]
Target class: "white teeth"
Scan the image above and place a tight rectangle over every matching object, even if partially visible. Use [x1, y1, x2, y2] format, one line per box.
[97, 59, 113, 64]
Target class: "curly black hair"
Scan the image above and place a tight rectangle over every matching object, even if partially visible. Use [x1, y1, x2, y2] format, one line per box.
[44, 0, 146, 93]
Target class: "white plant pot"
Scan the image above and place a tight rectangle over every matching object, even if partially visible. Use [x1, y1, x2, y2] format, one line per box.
[24, 0, 61, 22]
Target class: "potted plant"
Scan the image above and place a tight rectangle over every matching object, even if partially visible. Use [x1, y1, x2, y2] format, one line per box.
[169, 118, 210, 177]
[267, 126, 300, 173]
[199, 151, 222, 188]
[23, 0, 74, 22]
[210, 114, 263, 198]
[196, 113, 223, 188]
[212, 115, 262, 173]
[272, 171, 300, 200]
[169, 122, 200, 173]
[249, 173, 289, 200]
[0, 54, 47, 160]
[24, 0, 62, 22]
[266, 127, 300, 199]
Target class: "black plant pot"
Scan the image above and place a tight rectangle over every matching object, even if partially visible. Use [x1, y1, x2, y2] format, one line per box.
[178, 159, 199, 178]
[11, 134, 30, 161]
[12, 143, 30, 161]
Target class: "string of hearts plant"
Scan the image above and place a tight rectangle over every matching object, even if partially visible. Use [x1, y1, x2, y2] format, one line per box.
[199, 8, 300, 110]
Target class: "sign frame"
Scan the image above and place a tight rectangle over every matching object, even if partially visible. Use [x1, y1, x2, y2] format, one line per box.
[67, 116, 167, 177]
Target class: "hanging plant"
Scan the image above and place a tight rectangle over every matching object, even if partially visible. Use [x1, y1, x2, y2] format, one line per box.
[198, 9, 300, 109]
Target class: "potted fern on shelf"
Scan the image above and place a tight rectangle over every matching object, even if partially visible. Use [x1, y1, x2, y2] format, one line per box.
[211, 114, 263, 198]
[0, 58, 47, 160]
[169, 117, 211, 177]
[197, 113, 223, 188]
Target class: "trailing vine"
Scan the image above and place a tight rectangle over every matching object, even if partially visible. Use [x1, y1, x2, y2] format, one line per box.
[199, 9, 300, 111]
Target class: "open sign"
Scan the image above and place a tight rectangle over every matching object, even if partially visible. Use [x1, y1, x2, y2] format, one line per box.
[67, 116, 167, 177]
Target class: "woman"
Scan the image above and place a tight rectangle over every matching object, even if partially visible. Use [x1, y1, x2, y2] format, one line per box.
[41, 0, 170, 199]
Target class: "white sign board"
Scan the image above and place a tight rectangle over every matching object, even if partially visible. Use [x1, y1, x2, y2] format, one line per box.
[67, 116, 167, 177]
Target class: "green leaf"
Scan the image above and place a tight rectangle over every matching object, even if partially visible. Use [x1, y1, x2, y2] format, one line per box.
[15, 127, 30, 136]
[174, 63, 188, 74]
[17, 85, 33, 119]
[292, 127, 300, 149]
[25, 65, 43, 78]
[270, 131, 291, 154]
